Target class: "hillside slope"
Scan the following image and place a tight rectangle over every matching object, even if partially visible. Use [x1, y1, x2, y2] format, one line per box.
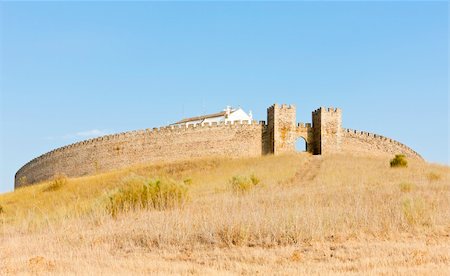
[1, 153, 449, 275]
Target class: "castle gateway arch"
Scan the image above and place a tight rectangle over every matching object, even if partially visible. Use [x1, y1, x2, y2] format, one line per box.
[15, 103, 422, 189]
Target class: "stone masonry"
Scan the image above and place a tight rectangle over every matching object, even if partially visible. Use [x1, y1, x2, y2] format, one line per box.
[15, 103, 423, 188]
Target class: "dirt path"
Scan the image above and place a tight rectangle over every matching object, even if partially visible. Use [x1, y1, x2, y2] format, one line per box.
[279, 155, 323, 186]
[295, 155, 323, 183]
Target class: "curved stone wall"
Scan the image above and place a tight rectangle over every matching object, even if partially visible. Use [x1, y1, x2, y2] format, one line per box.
[15, 103, 424, 189]
[341, 128, 423, 160]
[15, 121, 265, 188]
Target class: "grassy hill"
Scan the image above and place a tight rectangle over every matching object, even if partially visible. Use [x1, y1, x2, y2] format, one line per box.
[1, 153, 449, 274]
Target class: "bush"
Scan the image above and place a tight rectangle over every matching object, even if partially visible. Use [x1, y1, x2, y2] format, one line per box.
[230, 174, 261, 194]
[250, 174, 260, 186]
[0, 204, 4, 214]
[107, 176, 189, 217]
[390, 154, 408, 168]
[146, 179, 189, 210]
[43, 174, 68, 192]
[218, 224, 250, 246]
[402, 197, 430, 226]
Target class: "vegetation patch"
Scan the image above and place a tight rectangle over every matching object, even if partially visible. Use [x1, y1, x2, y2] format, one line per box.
[402, 197, 430, 226]
[390, 154, 408, 168]
[218, 224, 251, 247]
[230, 174, 261, 194]
[0, 204, 4, 214]
[399, 182, 415, 193]
[107, 175, 189, 217]
[43, 174, 68, 192]
[427, 172, 441, 182]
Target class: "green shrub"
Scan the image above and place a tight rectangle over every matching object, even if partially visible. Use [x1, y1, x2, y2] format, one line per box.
[43, 174, 68, 192]
[0, 204, 4, 214]
[390, 154, 408, 168]
[230, 174, 261, 194]
[250, 174, 260, 186]
[146, 179, 189, 210]
[183, 178, 193, 186]
[107, 176, 189, 217]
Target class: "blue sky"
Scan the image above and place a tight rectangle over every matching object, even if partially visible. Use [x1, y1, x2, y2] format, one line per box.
[0, 2, 448, 194]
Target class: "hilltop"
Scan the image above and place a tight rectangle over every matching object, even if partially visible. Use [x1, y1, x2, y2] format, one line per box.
[1, 153, 449, 274]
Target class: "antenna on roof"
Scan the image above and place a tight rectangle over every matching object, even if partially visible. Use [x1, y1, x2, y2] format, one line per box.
[202, 98, 206, 114]
[225, 106, 231, 117]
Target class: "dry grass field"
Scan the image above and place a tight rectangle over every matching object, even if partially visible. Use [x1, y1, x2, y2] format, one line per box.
[1, 153, 449, 275]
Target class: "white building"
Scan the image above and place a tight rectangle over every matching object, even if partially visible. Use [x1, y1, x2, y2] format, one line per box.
[171, 106, 253, 127]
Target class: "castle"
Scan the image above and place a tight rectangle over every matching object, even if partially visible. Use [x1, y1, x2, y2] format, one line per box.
[15, 104, 423, 188]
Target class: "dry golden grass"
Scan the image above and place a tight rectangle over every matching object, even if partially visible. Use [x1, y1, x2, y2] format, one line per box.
[1, 153, 449, 275]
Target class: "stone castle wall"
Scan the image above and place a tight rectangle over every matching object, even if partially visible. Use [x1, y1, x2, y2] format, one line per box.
[15, 122, 264, 188]
[308, 107, 420, 159]
[15, 103, 423, 189]
[341, 129, 422, 159]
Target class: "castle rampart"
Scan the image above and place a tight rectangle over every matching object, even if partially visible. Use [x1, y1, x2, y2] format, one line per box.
[15, 122, 265, 188]
[341, 128, 422, 159]
[15, 104, 423, 188]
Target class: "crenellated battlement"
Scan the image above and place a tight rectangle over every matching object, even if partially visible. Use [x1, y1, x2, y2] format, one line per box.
[297, 122, 312, 129]
[280, 104, 295, 109]
[267, 103, 295, 112]
[267, 104, 277, 112]
[15, 120, 265, 184]
[312, 107, 342, 115]
[343, 128, 423, 160]
[15, 103, 424, 188]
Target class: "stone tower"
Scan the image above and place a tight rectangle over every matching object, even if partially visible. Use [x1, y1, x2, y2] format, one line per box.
[265, 104, 343, 156]
[312, 107, 342, 155]
[266, 104, 297, 155]
[15, 102, 423, 189]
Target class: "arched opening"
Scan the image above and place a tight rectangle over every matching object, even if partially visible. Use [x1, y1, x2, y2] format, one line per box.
[295, 137, 307, 152]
